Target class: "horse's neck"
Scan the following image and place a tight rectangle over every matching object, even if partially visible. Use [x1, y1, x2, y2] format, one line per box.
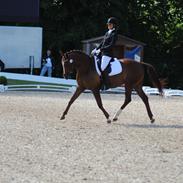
[72, 52, 93, 74]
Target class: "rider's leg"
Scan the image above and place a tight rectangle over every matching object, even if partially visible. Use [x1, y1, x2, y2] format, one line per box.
[101, 56, 111, 90]
[101, 55, 111, 71]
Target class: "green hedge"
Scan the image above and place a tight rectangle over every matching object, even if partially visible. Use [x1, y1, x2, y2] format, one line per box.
[0, 76, 7, 85]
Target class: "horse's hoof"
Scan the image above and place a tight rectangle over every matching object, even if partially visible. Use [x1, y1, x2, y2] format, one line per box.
[107, 119, 111, 123]
[113, 118, 118, 122]
[60, 116, 65, 120]
[151, 118, 155, 123]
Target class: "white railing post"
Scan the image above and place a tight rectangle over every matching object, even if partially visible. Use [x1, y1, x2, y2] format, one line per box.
[0, 84, 5, 93]
[29, 56, 34, 75]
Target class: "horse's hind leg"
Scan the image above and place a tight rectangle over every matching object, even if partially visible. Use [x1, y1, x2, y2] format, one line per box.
[92, 89, 111, 123]
[135, 86, 155, 123]
[60, 87, 84, 120]
[113, 84, 132, 121]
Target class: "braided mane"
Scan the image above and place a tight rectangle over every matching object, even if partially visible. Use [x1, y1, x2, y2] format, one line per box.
[65, 50, 85, 56]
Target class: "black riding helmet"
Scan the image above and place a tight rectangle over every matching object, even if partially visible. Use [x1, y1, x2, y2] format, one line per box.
[107, 17, 118, 26]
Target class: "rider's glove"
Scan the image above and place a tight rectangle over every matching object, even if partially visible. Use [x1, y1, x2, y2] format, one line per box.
[91, 48, 101, 56]
[95, 49, 101, 55]
[91, 48, 97, 55]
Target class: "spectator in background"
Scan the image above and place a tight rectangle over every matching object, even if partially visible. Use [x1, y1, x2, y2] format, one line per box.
[40, 49, 53, 77]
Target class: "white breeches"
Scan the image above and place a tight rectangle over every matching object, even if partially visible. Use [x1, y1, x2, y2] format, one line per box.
[101, 55, 112, 71]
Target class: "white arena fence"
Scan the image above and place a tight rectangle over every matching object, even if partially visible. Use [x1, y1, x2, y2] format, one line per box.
[0, 72, 183, 97]
[1, 84, 183, 97]
[3, 84, 77, 93]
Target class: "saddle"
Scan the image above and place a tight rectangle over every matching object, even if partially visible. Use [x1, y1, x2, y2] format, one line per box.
[95, 55, 122, 76]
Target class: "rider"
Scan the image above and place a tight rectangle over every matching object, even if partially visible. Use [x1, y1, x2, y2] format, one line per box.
[92, 17, 118, 90]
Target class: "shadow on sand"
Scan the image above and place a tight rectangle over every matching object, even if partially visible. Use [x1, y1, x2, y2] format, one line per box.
[114, 123, 183, 129]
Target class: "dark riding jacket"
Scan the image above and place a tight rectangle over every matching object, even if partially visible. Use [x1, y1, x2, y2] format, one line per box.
[97, 29, 117, 57]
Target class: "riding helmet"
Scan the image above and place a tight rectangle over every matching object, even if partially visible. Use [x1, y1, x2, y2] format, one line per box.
[107, 17, 118, 26]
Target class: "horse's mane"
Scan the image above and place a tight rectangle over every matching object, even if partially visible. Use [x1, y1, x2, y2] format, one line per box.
[65, 50, 88, 57]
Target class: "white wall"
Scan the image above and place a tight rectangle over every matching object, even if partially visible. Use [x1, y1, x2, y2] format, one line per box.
[0, 72, 77, 86]
[0, 26, 42, 69]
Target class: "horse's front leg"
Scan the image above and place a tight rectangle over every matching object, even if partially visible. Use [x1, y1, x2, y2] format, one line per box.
[60, 87, 84, 120]
[92, 89, 111, 123]
[113, 84, 132, 121]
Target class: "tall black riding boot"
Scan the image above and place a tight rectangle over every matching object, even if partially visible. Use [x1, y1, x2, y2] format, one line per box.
[100, 71, 110, 90]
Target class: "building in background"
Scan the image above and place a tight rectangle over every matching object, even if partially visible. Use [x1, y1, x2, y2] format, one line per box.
[0, 26, 42, 73]
[0, 0, 41, 74]
[82, 35, 145, 61]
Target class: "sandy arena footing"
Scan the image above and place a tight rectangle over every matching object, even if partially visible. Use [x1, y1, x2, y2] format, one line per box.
[0, 91, 183, 183]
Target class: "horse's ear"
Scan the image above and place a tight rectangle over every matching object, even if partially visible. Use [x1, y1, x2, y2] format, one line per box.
[65, 53, 69, 59]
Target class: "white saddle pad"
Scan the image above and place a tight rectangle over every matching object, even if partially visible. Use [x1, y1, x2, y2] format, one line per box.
[94, 56, 122, 76]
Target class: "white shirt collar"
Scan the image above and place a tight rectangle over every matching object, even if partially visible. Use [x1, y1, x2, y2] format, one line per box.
[108, 28, 115, 34]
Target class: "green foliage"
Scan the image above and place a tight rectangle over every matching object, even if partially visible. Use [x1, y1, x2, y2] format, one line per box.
[0, 76, 7, 85]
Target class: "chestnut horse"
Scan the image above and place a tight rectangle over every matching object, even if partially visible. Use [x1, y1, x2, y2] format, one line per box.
[60, 50, 163, 123]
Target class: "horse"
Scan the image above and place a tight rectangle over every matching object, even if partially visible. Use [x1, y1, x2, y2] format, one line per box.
[60, 50, 164, 123]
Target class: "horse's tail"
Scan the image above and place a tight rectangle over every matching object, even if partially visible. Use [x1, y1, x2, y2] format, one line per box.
[142, 62, 165, 95]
